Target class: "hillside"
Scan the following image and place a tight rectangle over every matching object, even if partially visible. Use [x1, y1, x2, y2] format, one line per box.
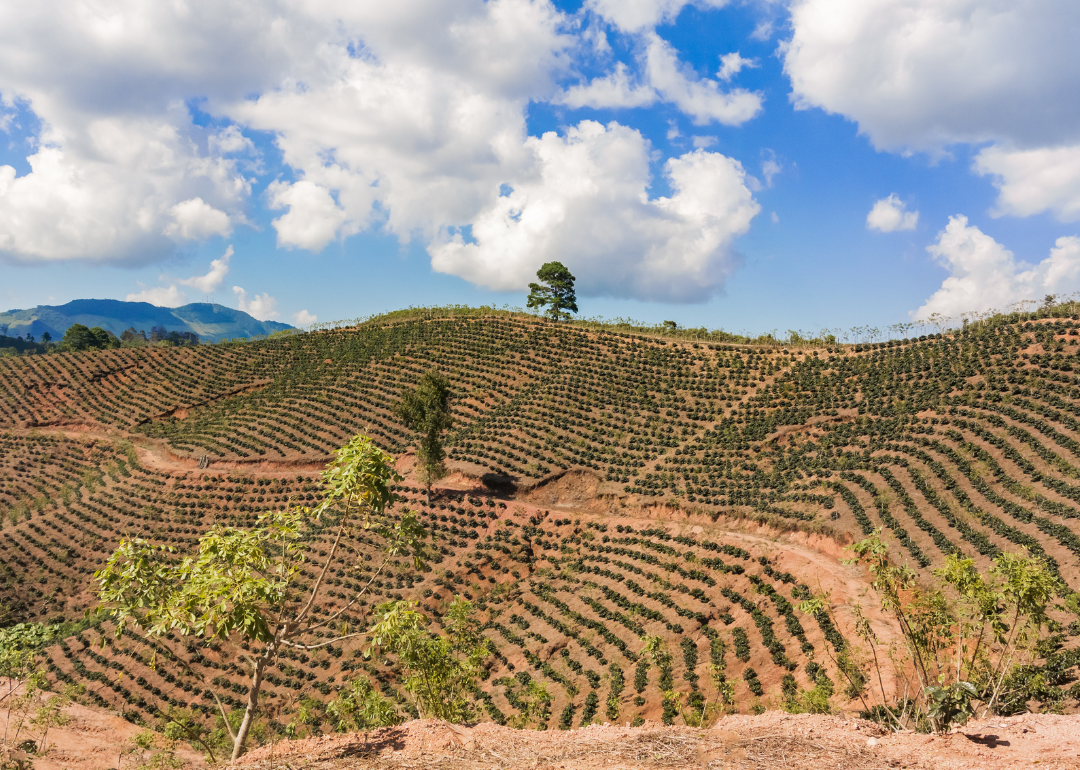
[1, 307, 1080, 753]
[0, 299, 293, 343]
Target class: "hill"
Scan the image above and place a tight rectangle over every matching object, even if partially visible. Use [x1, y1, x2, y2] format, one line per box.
[1, 306, 1079, 754]
[0, 299, 293, 343]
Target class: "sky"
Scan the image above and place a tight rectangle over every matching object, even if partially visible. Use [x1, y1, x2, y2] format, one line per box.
[1, 0, 1078, 337]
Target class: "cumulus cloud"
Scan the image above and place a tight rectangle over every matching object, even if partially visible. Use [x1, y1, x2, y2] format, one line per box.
[230, 0, 572, 252]
[292, 309, 317, 325]
[717, 52, 756, 82]
[644, 34, 762, 126]
[784, 0, 1080, 220]
[974, 144, 1080, 222]
[867, 194, 918, 232]
[233, 286, 279, 321]
[429, 120, 759, 302]
[0, 0, 266, 265]
[124, 248, 234, 306]
[0, 133, 245, 263]
[914, 215, 1080, 319]
[126, 284, 187, 307]
[0, 0, 569, 264]
[164, 198, 233, 241]
[557, 38, 762, 127]
[585, 0, 730, 33]
[267, 181, 353, 252]
[178, 246, 232, 293]
[784, 0, 1080, 153]
[556, 63, 657, 109]
[0, 0, 763, 303]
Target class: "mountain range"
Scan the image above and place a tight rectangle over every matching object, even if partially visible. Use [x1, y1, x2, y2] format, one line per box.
[0, 299, 293, 343]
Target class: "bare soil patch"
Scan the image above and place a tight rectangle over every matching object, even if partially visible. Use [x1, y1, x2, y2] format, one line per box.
[0, 696, 205, 770]
[233, 712, 1080, 769]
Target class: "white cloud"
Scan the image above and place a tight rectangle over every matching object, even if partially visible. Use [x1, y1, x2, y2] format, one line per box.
[644, 34, 762, 126]
[231, 0, 572, 251]
[867, 194, 918, 232]
[914, 215, 1080, 319]
[164, 197, 233, 241]
[232, 286, 279, 321]
[558, 38, 763, 128]
[760, 151, 781, 187]
[717, 52, 756, 82]
[210, 125, 256, 155]
[178, 245, 232, 293]
[750, 20, 774, 41]
[126, 284, 187, 307]
[125, 248, 233, 306]
[292, 309, 317, 326]
[0, 0, 570, 265]
[771, 211, 779, 223]
[0, 132, 245, 263]
[267, 180, 353, 252]
[692, 136, 717, 149]
[0, 0, 764, 303]
[557, 63, 657, 109]
[429, 120, 759, 302]
[585, 0, 730, 33]
[784, 0, 1080, 154]
[783, 0, 1080, 221]
[974, 144, 1080, 222]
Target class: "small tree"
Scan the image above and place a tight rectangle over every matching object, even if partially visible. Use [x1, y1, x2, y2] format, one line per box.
[527, 262, 578, 321]
[1, 623, 53, 765]
[326, 678, 402, 733]
[843, 530, 1058, 732]
[95, 434, 429, 760]
[367, 595, 490, 722]
[394, 370, 453, 504]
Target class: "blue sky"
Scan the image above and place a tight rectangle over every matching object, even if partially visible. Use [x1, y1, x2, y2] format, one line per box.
[1, 0, 1077, 337]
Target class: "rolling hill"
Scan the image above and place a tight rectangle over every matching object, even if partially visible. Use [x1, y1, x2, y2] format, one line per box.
[0, 299, 293, 343]
[1, 305, 1079, 750]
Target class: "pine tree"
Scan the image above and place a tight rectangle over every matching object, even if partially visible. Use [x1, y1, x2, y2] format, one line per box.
[527, 262, 578, 321]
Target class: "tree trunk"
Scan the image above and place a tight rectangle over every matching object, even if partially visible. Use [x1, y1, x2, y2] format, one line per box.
[231, 658, 266, 761]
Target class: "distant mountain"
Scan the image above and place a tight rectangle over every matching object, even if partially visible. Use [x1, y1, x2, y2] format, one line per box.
[0, 299, 293, 343]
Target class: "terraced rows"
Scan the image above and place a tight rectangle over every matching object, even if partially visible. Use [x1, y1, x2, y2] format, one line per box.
[3, 307, 1080, 736]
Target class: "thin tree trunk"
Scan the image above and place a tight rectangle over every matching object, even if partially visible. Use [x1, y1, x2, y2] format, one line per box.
[232, 657, 267, 761]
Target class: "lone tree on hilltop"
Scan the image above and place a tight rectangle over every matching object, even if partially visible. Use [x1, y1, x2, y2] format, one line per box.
[395, 370, 453, 503]
[527, 261, 578, 321]
[95, 434, 429, 760]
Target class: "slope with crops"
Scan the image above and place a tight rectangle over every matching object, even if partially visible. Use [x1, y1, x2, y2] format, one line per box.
[1, 306, 1080, 751]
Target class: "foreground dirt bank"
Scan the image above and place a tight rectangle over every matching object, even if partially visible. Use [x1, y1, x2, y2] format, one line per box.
[234, 712, 1080, 770]
[0, 697, 206, 770]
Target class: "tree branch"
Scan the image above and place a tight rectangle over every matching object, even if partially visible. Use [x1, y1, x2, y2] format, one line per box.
[130, 630, 237, 744]
[303, 553, 392, 634]
[294, 502, 353, 628]
[280, 630, 370, 651]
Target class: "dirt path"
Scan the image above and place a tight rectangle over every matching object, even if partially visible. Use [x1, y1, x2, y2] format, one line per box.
[12, 424, 331, 477]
